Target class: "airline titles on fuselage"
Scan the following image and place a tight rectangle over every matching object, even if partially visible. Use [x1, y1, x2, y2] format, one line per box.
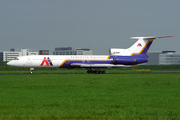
[70, 56, 108, 59]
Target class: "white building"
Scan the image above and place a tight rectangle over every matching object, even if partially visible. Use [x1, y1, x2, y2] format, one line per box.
[0, 48, 38, 61]
[53, 47, 93, 55]
[143, 51, 180, 65]
[159, 51, 180, 65]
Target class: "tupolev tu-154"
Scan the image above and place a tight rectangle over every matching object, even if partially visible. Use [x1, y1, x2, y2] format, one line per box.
[7, 36, 173, 74]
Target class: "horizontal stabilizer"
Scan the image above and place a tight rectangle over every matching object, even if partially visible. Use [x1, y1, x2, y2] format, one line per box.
[131, 36, 173, 40]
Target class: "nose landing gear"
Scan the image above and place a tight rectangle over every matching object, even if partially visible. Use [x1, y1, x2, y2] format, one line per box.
[30, 68, 34, 74]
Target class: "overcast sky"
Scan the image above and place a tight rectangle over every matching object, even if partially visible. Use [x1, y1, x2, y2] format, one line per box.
[0, 0, 179, 54]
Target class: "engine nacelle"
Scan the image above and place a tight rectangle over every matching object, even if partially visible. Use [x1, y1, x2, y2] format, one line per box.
[113, 58, 137, 65]
[113, 58, 148, 65]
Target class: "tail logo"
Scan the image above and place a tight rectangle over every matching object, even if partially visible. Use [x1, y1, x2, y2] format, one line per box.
[40, 57, 53, 66]
[137, 43, 142, 47]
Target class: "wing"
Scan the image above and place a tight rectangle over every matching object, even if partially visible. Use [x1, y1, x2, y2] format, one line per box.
[71, 63, 132, 68]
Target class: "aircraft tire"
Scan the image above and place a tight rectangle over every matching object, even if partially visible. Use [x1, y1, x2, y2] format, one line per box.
[98, 70, 102, 74]
[87, 70, 106, 74]
[88, 70, 93, 74]
[93, 70, 97, 74]
[87, 70, 93, 74]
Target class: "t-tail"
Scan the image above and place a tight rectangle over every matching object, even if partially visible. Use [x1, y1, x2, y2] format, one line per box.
[109, 36, 173, 56]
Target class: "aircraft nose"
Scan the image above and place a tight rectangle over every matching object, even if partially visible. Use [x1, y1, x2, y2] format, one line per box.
[7, 61, 13, 66]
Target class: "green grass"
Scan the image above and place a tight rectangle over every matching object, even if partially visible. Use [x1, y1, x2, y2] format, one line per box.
[0, 73, 180, 119]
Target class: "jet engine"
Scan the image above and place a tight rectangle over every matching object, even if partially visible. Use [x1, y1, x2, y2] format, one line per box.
[112, 57, 148, 65]
[113, 58, 137, 65]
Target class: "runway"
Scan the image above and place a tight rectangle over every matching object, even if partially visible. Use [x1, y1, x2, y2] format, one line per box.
[0, 71, 180, 75]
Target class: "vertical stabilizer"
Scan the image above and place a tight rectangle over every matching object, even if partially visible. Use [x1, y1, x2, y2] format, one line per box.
[129, 36, 173, 56]
[129, 37, 153, 56]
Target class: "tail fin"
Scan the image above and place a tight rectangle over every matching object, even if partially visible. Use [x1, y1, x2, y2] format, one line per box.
[110, 36, 173, 56]
[129, 36, 173, 56]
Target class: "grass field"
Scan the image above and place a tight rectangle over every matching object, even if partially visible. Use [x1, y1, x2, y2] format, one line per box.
[1, 65, 180, 119]
[0, 69, 180, 119]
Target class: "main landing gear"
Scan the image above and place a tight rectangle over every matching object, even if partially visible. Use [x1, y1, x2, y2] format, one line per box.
[87, 69, 106, 74]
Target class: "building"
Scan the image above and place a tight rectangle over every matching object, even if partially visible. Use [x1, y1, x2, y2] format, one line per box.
[39, 50, 49, 55]
[144, 51, 180, 65]
[53, 47, 93, 55]
[0, 48, 38, 61]
[159, 51, 180, 65]
[145, 51, 163, 65]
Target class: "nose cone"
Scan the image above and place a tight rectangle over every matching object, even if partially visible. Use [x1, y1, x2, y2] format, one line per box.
[7, 61, 14, 66]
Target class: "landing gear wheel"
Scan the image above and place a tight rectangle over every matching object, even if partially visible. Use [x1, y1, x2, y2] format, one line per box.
[98, 70, 102, 74]
[30, 68, 34, 74]
[87, 70, 91, 74]
[87, 69, 106, 74]
[94, 70, 98, 74]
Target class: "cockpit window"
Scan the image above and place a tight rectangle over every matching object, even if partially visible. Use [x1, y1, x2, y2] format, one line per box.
[14, 57, 19, 60]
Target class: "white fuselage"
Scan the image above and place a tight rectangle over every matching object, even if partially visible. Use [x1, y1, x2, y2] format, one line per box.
[7, 55, 111, 68]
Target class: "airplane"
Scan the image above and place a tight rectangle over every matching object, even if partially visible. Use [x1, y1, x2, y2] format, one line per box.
[7, 36, 173, 74]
